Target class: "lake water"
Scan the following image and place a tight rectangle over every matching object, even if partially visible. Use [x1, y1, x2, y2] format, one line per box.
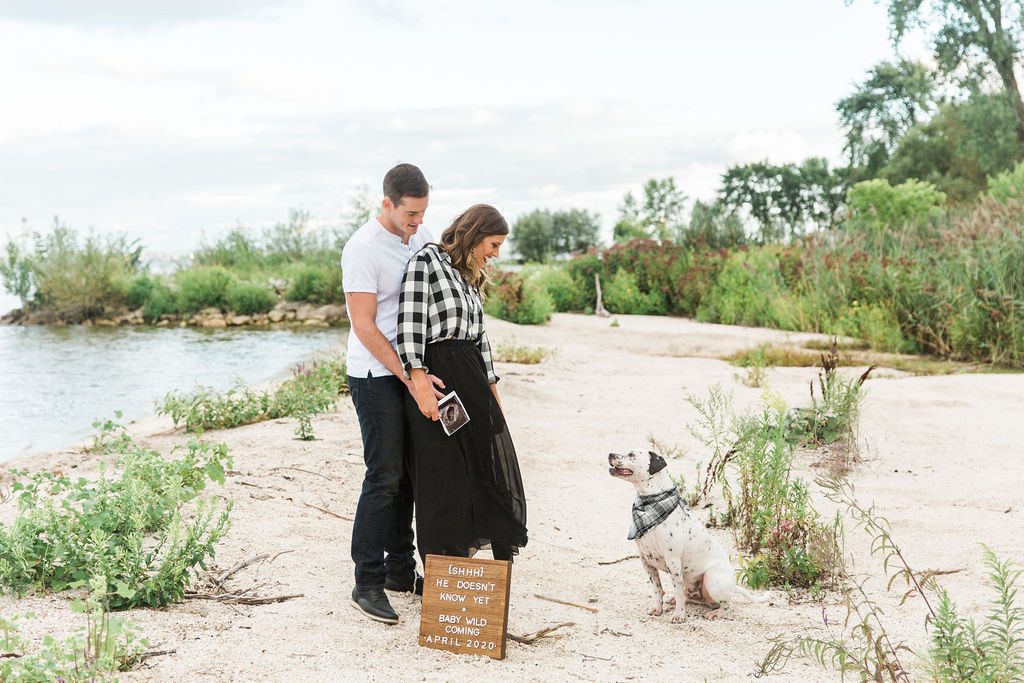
[0, 324, 347, 461]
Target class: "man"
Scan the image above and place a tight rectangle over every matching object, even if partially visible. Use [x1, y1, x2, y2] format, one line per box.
[343, 163, 442, 624]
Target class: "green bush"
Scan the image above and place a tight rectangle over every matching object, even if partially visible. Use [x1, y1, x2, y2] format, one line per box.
[225, 280, 275, 315]
[285, 264, 344, 304]
[157, 357, 349, 440]
[1, 577, 146, 680]
[0, 422, 232, 610]
[829, 300, 912, 353]
[988, 159, 1024, 204]
[688, 387, 839, 590]
[847, 178, 946, 230]
[176, 266, 235, 313]
[564, 253, 603, 311]
[603, 239, 688, 311]
[127, 273, 178, 321]
[484, 271, 554, 325]
[698, 249, 793, 328]
[1, 221, 140, 319]
[603, 270, 666, 314]
[527, 266, 586, 312]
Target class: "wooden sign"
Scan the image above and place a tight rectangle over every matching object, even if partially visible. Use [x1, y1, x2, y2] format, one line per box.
[419, 554, 512, 660]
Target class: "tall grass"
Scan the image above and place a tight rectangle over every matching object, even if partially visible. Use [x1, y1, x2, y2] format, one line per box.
[514, 200, 1024, 367]
[1, 219, 141, 319]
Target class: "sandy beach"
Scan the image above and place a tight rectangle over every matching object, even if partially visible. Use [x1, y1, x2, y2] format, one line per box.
[3, 312, 1022, 682]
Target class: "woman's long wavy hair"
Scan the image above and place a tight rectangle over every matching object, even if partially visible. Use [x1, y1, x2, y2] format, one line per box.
[438, 204, 509, 291]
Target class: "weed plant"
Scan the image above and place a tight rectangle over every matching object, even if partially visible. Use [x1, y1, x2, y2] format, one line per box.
[787, 344, 874, 447]
[0, 423, 232, 610]
[1, 576, 147, 681]
[1, 220, 141, 320]
[492, 342, 550, 364]
[735, 345, 769, 387]
[158, 357, 348, 439]
[757, 478, 1024, 683]
[688, 387, 840, 590]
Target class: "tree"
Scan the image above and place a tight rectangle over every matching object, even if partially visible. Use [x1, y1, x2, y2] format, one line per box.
[836, 58, 936, 177]
[870, 0, 1024, 149]
[550, 209, 601, 255]
[512, 209, 555, 262]
[882, 92, 1020, 201]
[612, 178, 688, 242]
[676, 199, 747, 250]
[512, 208, 601, 262]
[719, 159, 845, 242]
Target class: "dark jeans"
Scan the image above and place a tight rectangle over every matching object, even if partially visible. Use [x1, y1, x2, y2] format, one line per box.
[348, 373, 417, 589]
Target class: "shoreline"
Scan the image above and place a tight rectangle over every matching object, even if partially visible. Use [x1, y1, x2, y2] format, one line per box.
[2, 313, 1023, 681]
[0, 325, 348, 464]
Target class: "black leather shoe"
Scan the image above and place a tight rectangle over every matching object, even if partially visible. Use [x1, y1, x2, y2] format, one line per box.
[350, 586, 399, 624]
[384, 572, 424, 596]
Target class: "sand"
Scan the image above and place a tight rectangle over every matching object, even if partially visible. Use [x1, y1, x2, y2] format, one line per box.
[2, 312, 1022, 682]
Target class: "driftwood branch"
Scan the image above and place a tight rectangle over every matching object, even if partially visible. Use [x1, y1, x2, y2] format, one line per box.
[534, 594, 599, 613]
[594, 274, 610, 317]
[597, 555, 638, 566]
[139, 648, 177, 662]
[216, 554, 270, 588]
[507, 622, 574, 644]
[186, 592, 304, 605]
[271, 466, 337, 482]
[301, 501, 354, 521]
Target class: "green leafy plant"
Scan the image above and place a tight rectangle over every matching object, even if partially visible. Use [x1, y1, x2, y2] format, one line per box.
[688, 387, 840, 589]
[1, 576, 147, 681]
[157, 357, 349, 439]
[484, 271, 554, 325]
[735, 344, 770, 388]
[175, 265, 235, 313]
[758, 478, 1024, 683]
[224, 279, 275, 315]
[0, 425, 232, 610]
[925, 547, 1024, 683]
[786, 343, 874, 448]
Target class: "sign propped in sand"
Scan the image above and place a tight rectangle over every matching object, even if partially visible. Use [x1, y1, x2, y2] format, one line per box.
[419, 555, 512, 660]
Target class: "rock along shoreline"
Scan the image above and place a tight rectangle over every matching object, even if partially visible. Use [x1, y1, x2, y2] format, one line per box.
[0, 300, 348, 329]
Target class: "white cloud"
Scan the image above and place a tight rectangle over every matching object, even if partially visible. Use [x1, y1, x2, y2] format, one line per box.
[0, 0, 910, 253]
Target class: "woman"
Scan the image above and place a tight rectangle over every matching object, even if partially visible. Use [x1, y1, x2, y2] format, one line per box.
[396, 204, 528, 562]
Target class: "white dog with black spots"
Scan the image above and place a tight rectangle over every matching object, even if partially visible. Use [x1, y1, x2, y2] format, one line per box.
[608, 450, 770, 623]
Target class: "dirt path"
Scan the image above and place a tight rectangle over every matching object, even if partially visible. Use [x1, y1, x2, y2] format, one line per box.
[3, 313, 1022, 682]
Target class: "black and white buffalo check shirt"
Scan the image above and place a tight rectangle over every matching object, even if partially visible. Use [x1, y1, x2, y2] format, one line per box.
[397, 243, 499, 384]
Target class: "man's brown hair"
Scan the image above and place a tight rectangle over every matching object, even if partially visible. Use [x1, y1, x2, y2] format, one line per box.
[383, 163, 429, 204]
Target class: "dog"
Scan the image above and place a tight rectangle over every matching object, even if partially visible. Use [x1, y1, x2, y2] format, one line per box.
[608, 450, 770, 623]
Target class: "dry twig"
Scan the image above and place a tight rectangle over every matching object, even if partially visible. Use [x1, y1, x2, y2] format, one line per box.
[271, 466, 337, 481]
[534, 594, 599, 613]
[507, 622, 574, 644]
[301, 501, 354, 521]
[597, 555, 638, 566]
[216, 553, 269, 588]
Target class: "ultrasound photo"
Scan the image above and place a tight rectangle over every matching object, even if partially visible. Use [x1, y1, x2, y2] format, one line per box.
[437, 391, 470, 436]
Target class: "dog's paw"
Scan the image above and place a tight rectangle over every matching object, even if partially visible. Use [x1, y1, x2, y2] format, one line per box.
[704, 608, 723, 621]
[670, 610, 687, 624]
[663, 595, 676, 608]
[647, 604, 664, 616]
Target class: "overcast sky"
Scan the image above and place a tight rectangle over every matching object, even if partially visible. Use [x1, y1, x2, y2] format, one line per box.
[0, 0, 922, 256]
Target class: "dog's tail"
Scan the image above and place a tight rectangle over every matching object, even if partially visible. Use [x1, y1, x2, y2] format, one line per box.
[731, 584, 773, 603]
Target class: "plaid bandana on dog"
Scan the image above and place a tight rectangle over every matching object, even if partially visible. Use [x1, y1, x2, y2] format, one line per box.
[628, 488, 685, 540]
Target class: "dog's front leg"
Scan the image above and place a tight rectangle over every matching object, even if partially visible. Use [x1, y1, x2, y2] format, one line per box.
[665, 558, 689, 623]
[640, 556, 665, 616]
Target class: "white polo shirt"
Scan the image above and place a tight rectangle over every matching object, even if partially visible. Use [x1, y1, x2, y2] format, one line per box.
[342, 218, 433, 378]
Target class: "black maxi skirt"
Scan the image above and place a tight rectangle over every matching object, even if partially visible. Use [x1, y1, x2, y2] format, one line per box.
[405, 339, 528, 561]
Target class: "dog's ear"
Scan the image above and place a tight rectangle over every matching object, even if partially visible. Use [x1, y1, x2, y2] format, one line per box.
[648, 451, 667, 475]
